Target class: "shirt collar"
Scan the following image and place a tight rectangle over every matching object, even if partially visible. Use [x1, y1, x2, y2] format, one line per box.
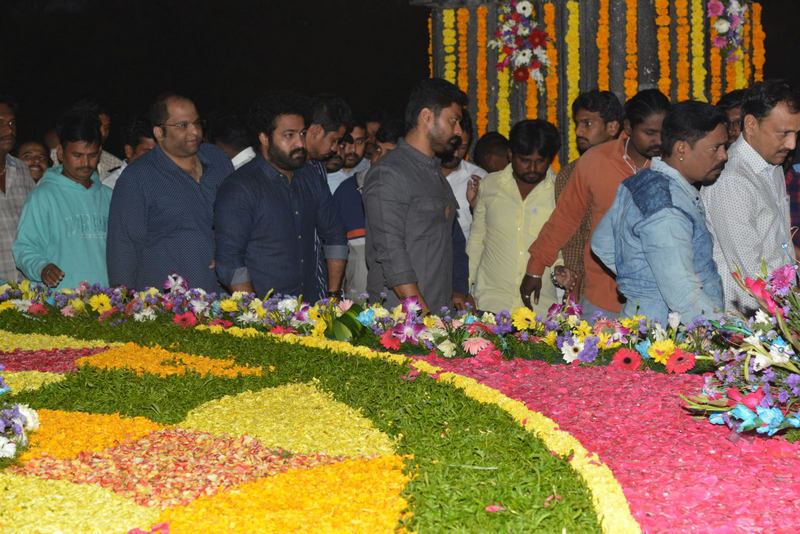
[397, 138, 441, 171]
[650, 157, 698, 198]
[731, 136, 778, 177]
[231, 146, 256, 168]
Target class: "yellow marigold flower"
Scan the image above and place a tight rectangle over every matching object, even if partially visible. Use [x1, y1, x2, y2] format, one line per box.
[0, 330, 115, 352]
[511, 306, 538, 331]
[219, 298, 238, 312]
[157, 456, 409, 534]
[88, 293, 111, 313]
[648, 339, 676, 364]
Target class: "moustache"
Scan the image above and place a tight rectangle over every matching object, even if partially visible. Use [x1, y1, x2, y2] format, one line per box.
[290, 148, 307, 159]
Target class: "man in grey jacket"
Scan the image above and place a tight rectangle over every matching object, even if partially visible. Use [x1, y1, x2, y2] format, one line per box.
[363, 78, 466, 313]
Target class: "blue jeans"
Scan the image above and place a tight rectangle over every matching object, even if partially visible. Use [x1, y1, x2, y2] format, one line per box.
[579, 297, 619, 321]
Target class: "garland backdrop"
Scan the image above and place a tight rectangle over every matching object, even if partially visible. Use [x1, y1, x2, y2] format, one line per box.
[413, 0, 765, 169]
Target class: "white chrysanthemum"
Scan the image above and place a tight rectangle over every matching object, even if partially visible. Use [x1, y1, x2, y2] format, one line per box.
[513, 49, 532, 67]
[714, 18, 731, 34]
[515, 0, 533, 17]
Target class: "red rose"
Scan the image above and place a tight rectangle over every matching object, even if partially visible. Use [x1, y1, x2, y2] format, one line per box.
[513, 67, 530, 82]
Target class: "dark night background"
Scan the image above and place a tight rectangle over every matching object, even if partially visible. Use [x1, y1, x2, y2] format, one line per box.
[0, 0, 796, 154]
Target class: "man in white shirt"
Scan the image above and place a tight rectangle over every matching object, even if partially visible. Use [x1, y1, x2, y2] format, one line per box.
[326, 121, 369, 194]
[103, 116, 156, 189]
[701, 80, 800, 314]
[442, 111, 486, 241]
[209, 114, 255, 170]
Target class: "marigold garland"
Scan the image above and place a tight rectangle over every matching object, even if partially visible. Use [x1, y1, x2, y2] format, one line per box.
[18, 409, 164, 462]
[442, 9, 457, 85]
[596, 0, 610, 91]
[624, 0, 639, 99]
[476, 5, 489, 136]
[156, 455, 410, 534]
[690, 0, 708, 100]
[709, 15, 723, 103]
[76, 342, 264, 378]
[179, 382, 396, 457]
[675, 0, 690, 101]
[456, 7, 469, 93]
[566, 1, 581, 162]
[497, 68, 511, 138]
[543, 1, 559, 171]
[743, 6, 752, 83]
[752, 2, 765, 82]
[725, 56, 736, 92]
[0, 473, 160, 533]
[526, 75, 539, 119]
[734, 58, 746, 90]
[427, 12, 434, 77]
[655, 0, 671, 97]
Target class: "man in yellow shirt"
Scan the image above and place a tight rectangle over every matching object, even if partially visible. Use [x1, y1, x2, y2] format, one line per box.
[467, 119, 563, 315]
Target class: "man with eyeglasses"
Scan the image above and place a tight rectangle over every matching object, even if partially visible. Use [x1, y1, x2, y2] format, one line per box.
[107, 94, 234, 292]
[0, 95, 36, 282]
[16, 141, 50, 183]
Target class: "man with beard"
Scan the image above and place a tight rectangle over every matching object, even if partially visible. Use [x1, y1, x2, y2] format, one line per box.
[0, 95, 36, 282]
[13, 107, 112, 289]
[468, 119, 562, 314]
[363, 78, 466, 312]
[520, 89, 670, 318]
[592, 101, 727, 325]
[107, 94, 233, 292]
[16, 141, 50, 183]
[555, 90, 623, 300]
[214, 92, 347, 298]
[325, 121, 368, 194]
[442, 110, 486, 241]
[717, 89, 746, 147]
[702, 80, 800, 314]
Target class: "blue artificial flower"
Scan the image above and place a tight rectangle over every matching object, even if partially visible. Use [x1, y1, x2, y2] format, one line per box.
[463, 314, 477, 325]
[636, 339, 652, 360]
[730, 403, 759, 432]
[784, 413, 800, 429]
[356, 308, 375, 327]
[755, 405, 786, 436]
[709, 412, 727, 425]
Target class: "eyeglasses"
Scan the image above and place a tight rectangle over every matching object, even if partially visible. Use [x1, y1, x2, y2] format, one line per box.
[159, 119, 205, 131]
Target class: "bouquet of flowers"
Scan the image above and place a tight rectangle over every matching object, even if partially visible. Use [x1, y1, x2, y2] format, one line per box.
[707, 0, 749, 61]
[0, 367, 39, 461]
[488, 0, 549, 86]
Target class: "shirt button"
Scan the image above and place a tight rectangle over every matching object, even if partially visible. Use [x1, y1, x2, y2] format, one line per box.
[295, 211, 299, 215]
[297, 235, 302, 239]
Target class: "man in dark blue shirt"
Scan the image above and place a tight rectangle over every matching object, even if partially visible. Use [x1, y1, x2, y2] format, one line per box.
[214, 92, 348, 298]
[107, 94, 234, 292]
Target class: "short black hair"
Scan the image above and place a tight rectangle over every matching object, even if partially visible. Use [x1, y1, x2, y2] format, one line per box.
[473, 132, 509, 169]
[375, 118, 404, 144]
[404, 78, 468, 133]
[149, 93, 193, 127]
[208, 114, 250, 152]
[364, 109, 388, 124]
[0, 94, 18, 113]
[624, 89, 671, 127]
[509, 119, 561, 160]
[56, 106, 102, 148]
[572, 89, 624, 125]
[661, 100, 728, 157]
[248, 91, 309, 146]
[72, 97, 110, 118]
[460, 109, 474, 144]
[310, 94, 352, 133]
[125, 115, 154, 148]
[741, 79, 800, 121]
[716, 89, 746, 111]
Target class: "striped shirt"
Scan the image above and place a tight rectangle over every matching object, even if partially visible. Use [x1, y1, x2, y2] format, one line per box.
[0, 155, 35, 282]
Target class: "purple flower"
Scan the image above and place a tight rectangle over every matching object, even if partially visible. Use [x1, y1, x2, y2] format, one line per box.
[392, 322, 424, 344]
[577, 336, 599, 363]
[768, 264, 796, 296]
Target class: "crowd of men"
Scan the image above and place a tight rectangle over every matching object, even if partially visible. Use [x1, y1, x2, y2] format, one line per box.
[1, 76, 799, 325]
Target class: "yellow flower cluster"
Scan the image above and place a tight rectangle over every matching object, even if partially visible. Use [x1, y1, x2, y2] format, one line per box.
[76, 342, 263, 378]
[752, 2, 765, 82]
[427, 13, 434, 77]
[655, 0, 671, 97]
[734, 59, 746, 91]
[179, 382, 396, 457]
[456, 7, 469, 93]
[156, 455, 410, 534]
[476, 5, 489, 137]
[624, 0, 639, 99]
[596, 0, 610, 91]
[88, 293, 111, 314]
[497, 68, 511, 138]
[0, 472, 159, 532]
[0, 329, 117, 352]
[19, 409, 164, 462]
[511, 307, 540, 332]
[566, 1, 581, 162]
[691, 0, 708, 100]
[675, 0, 690, 101]
[442, 9, 457, 84]
[2, 370, 64, 393]
[647, 339, 676, 365]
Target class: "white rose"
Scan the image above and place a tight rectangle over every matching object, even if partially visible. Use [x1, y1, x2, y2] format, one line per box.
[0, 436, 17, 458]
[17, 405, 39, 432]
[437, 340, 457, 358]
[515, 0, 533, 18]
[715, 19, 731, 34]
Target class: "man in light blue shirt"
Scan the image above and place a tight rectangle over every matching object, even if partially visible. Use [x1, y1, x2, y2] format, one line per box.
[591, 101, 728, 325]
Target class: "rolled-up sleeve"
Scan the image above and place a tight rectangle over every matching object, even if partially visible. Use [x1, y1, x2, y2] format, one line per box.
[214, 179, 253, 286]
[312, 174, 348, 260]
[107, 172, 146, 287]
[639, 208, 722, 319]
[363, 165, 416, 287]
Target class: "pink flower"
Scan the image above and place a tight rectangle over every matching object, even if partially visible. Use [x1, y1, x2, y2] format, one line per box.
[337, 299, 354, 313]
[173, 312, 197, 329]
[474, 346, 503, 365]
[665, 349, 696, 374]
[380, 329, 401, 350]
[707, 0, 724, 17]
[727, 387, 765, 410]
[27, 303, 48, 316]
[769, 264, 796, 296]
[485, 503, 505, 513]
[60, 305, 77, 317]
[712, 35, 727, 49]
[463, 337, 493, 355]
[745, 277, 781, 315]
